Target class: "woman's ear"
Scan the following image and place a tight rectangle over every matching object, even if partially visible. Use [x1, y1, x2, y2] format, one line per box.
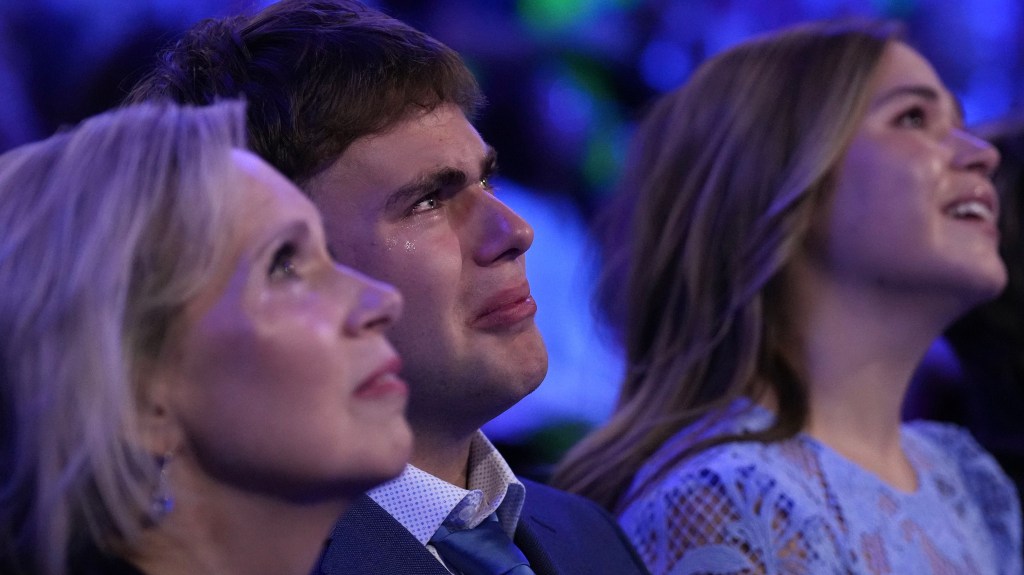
[136, 363, 184, 456]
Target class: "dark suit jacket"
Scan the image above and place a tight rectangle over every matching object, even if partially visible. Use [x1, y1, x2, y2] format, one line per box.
[318, 478, 649, 574]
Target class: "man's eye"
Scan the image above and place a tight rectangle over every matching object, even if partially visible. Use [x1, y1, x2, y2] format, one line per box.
[268, 243, 299, 279]
[411, 194, 440, 213]
[480, 177, 494, 192]
[895, 106, 926, 129]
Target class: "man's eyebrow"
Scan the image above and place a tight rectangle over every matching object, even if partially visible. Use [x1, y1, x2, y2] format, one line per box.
[871, 84, 964, 125]
[384, 167, 468, 213]
[384, 145, 499, 213]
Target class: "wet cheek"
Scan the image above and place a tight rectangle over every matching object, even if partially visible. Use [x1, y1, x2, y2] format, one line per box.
[365, 233, 463, 289]
[390, 254, 462, 311]
[380, 224, 425, 255]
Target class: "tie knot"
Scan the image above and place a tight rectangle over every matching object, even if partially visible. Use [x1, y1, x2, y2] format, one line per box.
[430, 513, 536, 575]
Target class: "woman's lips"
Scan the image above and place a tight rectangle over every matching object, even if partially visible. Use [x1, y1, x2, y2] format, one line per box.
[355, 358, 408, 399]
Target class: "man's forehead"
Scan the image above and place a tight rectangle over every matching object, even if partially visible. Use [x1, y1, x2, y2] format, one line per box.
[340, 112, 485, 174]
[303, 103, 488, 208]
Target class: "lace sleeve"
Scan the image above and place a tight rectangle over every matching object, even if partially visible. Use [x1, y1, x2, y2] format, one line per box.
[619, 446, 844, 575]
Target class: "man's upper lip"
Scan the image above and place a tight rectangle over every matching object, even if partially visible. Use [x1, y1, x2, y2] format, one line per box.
[474, 282, 532, 320]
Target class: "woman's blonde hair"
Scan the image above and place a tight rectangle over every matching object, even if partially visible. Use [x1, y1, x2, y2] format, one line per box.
[552, 21, 899, 512]
[0, 101, 247, 574]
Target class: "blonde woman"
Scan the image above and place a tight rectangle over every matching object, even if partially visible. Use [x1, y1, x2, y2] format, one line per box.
[0, 101, 412, 575]
[553, 22, 1020, 574]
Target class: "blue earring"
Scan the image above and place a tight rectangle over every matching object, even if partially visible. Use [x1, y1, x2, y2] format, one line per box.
[150, 451, 174, 520]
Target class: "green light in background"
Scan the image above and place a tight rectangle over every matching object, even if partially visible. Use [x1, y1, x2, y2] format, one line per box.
[583, 123, 629, 193]
[518, 0, 593, 33]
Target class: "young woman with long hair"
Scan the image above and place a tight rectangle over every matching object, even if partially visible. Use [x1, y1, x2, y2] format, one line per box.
[553, 21, 1020, 574]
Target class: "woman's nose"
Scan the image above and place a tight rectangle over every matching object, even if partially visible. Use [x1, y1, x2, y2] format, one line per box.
[951, 129, 1001, 177]
[339, 265, 403, 336]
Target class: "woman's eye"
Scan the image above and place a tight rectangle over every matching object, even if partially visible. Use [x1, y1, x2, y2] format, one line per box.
[268, 243, 299, 280]
[895, 106, 927, 129]
[410, 193, 440, 214]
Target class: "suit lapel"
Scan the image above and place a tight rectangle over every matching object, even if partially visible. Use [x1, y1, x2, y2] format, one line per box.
[318, 495, 450, 575]
[514, 511, 561, 575]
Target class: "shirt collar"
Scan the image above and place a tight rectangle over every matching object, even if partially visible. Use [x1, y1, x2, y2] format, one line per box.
[367, 431, 525, 544]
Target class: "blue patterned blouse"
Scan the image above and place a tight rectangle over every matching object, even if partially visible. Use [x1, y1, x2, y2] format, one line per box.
[619, 402, 1021, 575]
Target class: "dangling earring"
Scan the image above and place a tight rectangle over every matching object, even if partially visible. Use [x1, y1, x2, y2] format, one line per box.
[150, 451, 174, 520]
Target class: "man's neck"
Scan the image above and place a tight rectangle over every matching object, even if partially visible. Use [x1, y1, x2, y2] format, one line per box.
[409, 430, 477, 487]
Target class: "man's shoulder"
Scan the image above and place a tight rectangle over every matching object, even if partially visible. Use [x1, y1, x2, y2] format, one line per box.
[516, 478, 650, 574]
[320, 485, 649, 574]
[319, 495, 449, 575]
[519, 477, 615, 518]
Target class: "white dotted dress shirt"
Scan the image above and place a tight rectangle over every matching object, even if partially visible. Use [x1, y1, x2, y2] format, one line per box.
[367, 431, 526, 572]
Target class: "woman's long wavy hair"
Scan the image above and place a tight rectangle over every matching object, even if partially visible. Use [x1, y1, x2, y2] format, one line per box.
[551, 21, 898, 513]
[0, 101, 246, 575]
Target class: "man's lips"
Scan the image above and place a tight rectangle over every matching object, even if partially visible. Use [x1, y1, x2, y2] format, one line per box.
[354, 357, 408, 399]
[470, 284, 538, 330]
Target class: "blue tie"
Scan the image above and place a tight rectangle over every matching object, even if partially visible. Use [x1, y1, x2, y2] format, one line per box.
[429, 512, 536, 575]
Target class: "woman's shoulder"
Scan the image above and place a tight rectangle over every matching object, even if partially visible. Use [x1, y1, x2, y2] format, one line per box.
[902, 420, 1018, 525]
[904, 419, 1014, 488]
[905, 419, 1023, 568]
[631, 432, 825, 511]
[619, 418, 843, 574]
[623, 402, 829, 523]
[905, 418, 983, 448]
[630, 403, 812, 496]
